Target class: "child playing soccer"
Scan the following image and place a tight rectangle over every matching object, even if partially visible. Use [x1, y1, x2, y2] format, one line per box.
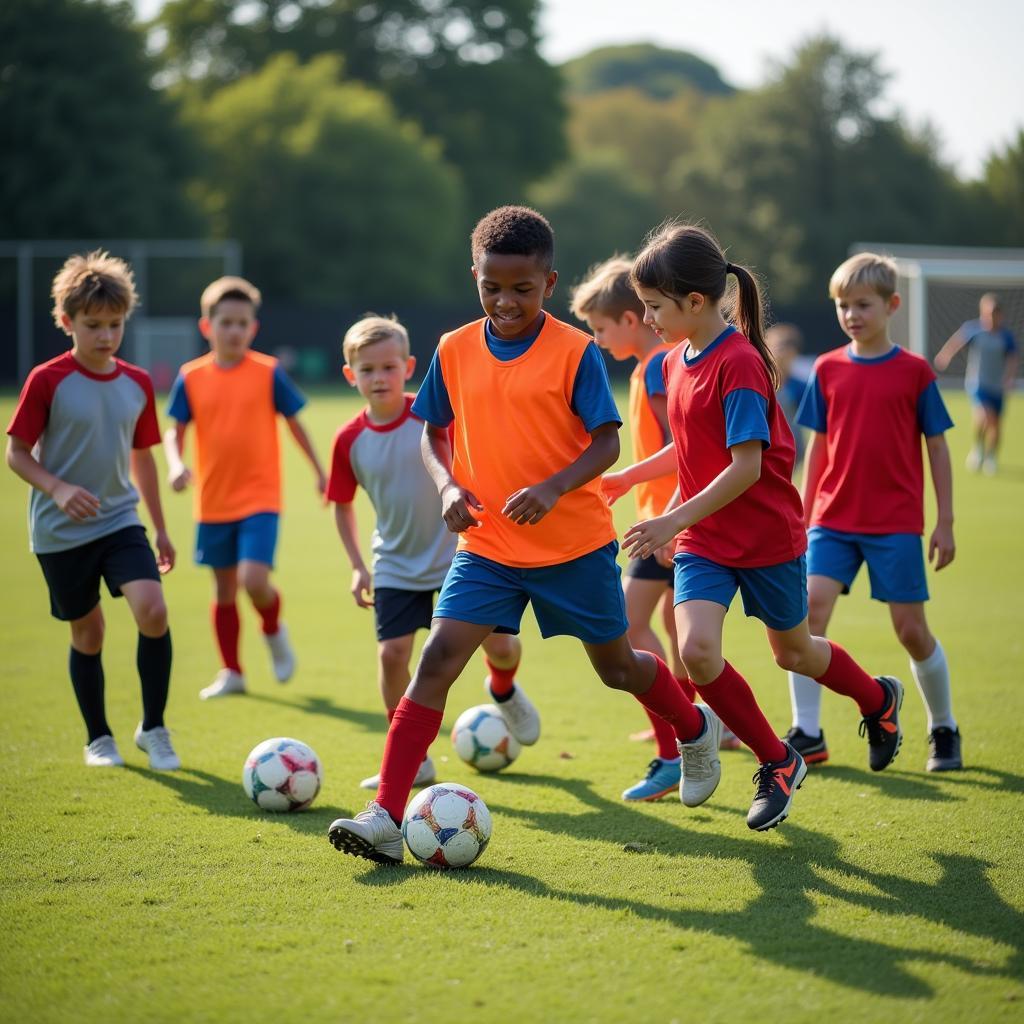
[164, 276, 327, 699]
[606, 224, 905, 825]
[328, 314, 530, 790]
[6, 251, 180, 770]
[570, 256, 739, 802]
[787, 253, 961, 772]
[935, 292, 1018, 475]
[328, 206, 721, 863]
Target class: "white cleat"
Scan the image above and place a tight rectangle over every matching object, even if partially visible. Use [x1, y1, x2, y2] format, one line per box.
[328, 801, 405, 864]
[199, 668, 247, 700]
[486, 677, 541, 745]
[360, 756, 435, 791]
[678, 704, 723, 807]
[134, 723, 181, 771]
[84, 735, 125, 767]
[265, 624, 296, 683]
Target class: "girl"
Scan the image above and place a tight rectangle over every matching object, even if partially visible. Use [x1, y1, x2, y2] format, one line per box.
[604, 223, 904, 830]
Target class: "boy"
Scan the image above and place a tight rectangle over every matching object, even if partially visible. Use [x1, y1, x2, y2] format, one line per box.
[328, 314, 529, 790]
[164, 276, 327, 699]
[6, 251, 179, 770]
[788, 252, 961, 771]
[935, 292, 1018, 475]
[765, 323, 808, 469]
[571, 257, 739, 802]
[328, 206, 715, 863]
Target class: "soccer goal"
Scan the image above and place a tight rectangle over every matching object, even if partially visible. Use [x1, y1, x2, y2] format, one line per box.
[850, 243, 1024, 380]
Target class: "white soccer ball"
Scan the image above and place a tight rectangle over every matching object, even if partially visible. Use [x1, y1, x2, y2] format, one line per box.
[451, 703, 521, 771]
[402, 782, 493, 868]
[242, 737, 322, 812]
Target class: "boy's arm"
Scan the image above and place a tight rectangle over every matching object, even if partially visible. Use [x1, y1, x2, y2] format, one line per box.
[800, 431, 828, 528]
[285, 416, 328, 497]
[5, 436, 101, 520]
[925, 434, 955, 570]
[934, 328, 967, 372]
[421, 422, 483, 533]
[503, 422, 620, 525]
[131, 448, 175, 573]
[601, 443, 677, 505]
[333, 502, 372, 608]
[162, 423, 192, 492]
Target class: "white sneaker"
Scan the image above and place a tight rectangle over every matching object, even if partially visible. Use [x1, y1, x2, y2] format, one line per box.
[265, 624, 296, 683]
[360, 756, 435, 790]
[486, 677, 541, 745]
[328, 801, 405, 864]
[677, 704, 723, 807]
[982, 455, 998, 476]
[84, 735, 125, 767]
[965, 448, 982, 472]
[199, 668, 247, 700]
[134, 723, 181, 771]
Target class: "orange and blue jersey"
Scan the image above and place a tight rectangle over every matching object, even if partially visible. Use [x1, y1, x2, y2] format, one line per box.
[629, 343, 676, 521]
[412, 314, 620, 568]
[664, 327, 805, 568]
[797, 344, 953, 535]
[166, 351, 306, 523]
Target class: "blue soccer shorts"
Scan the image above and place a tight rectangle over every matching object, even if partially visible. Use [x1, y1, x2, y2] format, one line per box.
[195, 512, 279, 569]
[807, 526, 928, 603]
[673, 551, 808, 631]
[433, 541, 629, 644]
[969, 385, 1004, 416]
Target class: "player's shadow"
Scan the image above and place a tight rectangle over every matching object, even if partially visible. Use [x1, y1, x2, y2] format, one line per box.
[123, 765, 348, 836]
[245, 691, 387, 734]
[811, 762, 1024, 800]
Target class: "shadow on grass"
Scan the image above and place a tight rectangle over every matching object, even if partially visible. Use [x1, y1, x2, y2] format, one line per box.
[124, 765, 349, 836]
[246, 691, 387, 734]
[349, 770, 1022, 998]
[806, 761, 1024, 800]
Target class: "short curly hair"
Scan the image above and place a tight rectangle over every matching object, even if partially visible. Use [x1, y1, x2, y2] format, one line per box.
[51, 250, 138, 328]
[470, 205, 554, 271]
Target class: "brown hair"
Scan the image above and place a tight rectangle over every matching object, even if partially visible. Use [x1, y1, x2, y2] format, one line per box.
[632, 222, 778, 388]
[200, 276, 262, 319]
[51, 250, 138, 328]
[570, 256, 645, 321]
[342, 314, 410, 364]
[828, 253, 898, 301]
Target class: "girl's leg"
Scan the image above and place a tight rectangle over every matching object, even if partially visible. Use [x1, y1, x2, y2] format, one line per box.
[212, 566, 242, 672]
[238, 559, 279, 631]
[481, 630, 522, 698]
[69, 604, 109, 742]
[121, 579, 172, 732]
[789, 575, 844, 738]
[378, 633, 416, 714]
[890, 602, 955, 732]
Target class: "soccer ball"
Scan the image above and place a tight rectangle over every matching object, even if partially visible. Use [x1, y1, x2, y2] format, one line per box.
[242, 737, 322, 812]
[451, 703, 521, 771]
[402, 782, 492, 868]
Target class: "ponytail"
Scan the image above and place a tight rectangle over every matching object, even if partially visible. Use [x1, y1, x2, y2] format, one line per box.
[725, 262, 779, 390]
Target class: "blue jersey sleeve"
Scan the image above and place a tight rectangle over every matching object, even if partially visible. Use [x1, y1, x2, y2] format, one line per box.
[917, 381, 954, 436]
[571, 341, 622, 432]
[273, 365, 307, 417]
[1003, 329, 1018, 354]
[411, 349, 455, 428]
[723, 388, 770, 448]
[644, 351, 668, 398]
[166, 372, 192, 424]
[796, 373, 827, 432]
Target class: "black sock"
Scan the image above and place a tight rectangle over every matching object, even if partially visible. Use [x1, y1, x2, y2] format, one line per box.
[69, 648, 110, 743]
[138, 630, 172, 731]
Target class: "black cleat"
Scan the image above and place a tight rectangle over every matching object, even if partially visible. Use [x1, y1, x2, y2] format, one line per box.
[747, 742, 807, 831]
[927, 726, 963, 772]
[859, 676, 904, 771]
[783, 726, 829, 765]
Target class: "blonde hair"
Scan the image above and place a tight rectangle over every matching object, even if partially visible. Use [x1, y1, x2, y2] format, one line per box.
[570, 256, 644, 321]
[51, 250, 138, 328]
[343, 314, 410, 364]
[200, 276, 262, 319]
[829, 253, 898, 300]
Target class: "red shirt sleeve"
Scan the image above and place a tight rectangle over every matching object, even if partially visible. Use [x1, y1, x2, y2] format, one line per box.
[326, 417, 365, 504]
[121, 363, 161, 449]
[6, 359, 68, 446]
[719, 340, 773, 402]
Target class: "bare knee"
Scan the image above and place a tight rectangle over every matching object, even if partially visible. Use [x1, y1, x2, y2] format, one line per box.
[773, 645, 807, 674]
[483, 632, 519, 664]
[595, 655, 637, 691]
[894, 619, 932, 660]
[135, 596, 168, 637]
[679, 635, 719, 681]
[378, 639, 411, 678]
[70, 611, 105, 654]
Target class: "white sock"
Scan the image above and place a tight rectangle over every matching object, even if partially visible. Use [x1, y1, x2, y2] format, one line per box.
[910, 640, 956, 731]
[789, 672, 823, 736]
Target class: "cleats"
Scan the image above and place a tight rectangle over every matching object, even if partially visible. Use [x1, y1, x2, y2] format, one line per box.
[328, 801, 404, 864]
[747, 742, 807, 831]
[360, 756, 435, 791]
[783, 725, 830, 765]
[134, 723, 181, 771]
[859, 676, 904, 771]
[83, 735, 124, 767]
[677, 705, 723, 807]
[265, 624, 296, 683]
[927, 726, 963, 772]
[486, 678, 540, 745]
[200, 668, 247, 700]
[622, 757, 682, 802]
[720, 725, 743, 751]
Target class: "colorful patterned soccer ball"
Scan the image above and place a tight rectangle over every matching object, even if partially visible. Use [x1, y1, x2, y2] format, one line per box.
[242, 737, 322, 812]
[402, 782, 492, 868]
[451, 703, 521, 771]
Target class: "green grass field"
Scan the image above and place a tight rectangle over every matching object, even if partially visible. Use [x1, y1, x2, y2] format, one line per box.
[1, 388, 1022, 1023]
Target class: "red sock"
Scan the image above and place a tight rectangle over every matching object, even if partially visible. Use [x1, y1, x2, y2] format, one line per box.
[485, 656, 519, 698]
[376, 696, 443, 823]
[815, 641, 885, 715]
[633, 654, 702, 743]
[212, 603, 242, 673]
[255, 591, 281, 636]
[645, 707, 681, 760]
[675, 674, 697, 702]
[696, 661, 787, 764]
